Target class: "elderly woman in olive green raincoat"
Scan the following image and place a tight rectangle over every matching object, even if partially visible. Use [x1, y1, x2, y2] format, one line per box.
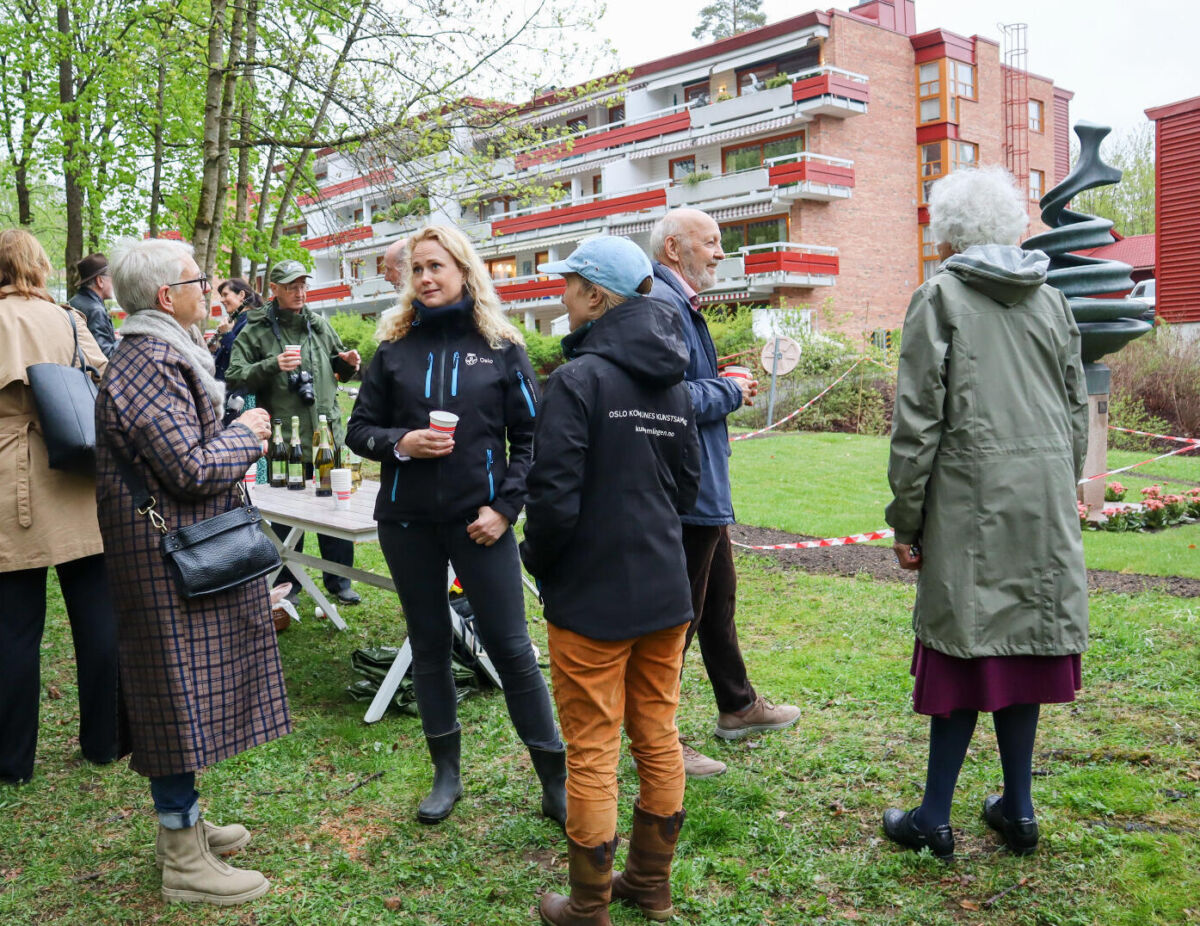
[881, 166, 1088, 862]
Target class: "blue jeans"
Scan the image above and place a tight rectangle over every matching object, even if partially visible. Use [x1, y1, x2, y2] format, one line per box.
[151, 772, 199, 830]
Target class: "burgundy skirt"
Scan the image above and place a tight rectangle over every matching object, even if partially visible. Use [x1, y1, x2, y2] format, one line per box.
[910, 639, 1082, 717]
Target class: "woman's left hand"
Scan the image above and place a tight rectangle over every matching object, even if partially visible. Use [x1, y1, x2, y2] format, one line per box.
[467, 506, 510, 547]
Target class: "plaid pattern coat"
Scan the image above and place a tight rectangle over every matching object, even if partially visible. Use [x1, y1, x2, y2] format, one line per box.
[96, 334, 291, 777]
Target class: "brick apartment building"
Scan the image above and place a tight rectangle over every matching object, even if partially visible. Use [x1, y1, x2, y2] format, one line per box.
[293, 0, 1070, 336]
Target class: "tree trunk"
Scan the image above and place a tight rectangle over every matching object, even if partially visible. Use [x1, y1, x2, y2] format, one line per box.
[229, 0, 258, 279]
[148, 48, 167, 238]
[57, 3, 84, 292]
[205, 0, 245, 280]
[14, 161, 32, 226]
[191, 0, 228, 271]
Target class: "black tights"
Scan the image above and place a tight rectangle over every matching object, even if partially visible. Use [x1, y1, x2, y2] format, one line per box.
[914, 703, 1040, 829]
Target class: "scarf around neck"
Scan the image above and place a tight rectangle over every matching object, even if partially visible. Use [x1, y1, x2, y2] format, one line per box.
[120, 309, 226, 416]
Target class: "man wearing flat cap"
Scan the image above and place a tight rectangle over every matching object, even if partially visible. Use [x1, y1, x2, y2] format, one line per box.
[70, 253, 117, 357]
[225, 260, 363, 605]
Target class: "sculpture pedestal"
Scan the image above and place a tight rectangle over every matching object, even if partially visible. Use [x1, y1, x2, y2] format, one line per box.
[1078, 364, 1110, 511]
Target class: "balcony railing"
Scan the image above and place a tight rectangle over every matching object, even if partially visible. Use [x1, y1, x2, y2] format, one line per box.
[765, 152, 855, 200]
[788, 65, 869, 116]
[306, 280, 353, 303]
[513, 103, 692, 169]
[494, 274, 567, 304]
[742, 241, 840, 278]
[492, 182, 667, 236]
[297, 168, 397, 206]
[300, 225, 374, 252]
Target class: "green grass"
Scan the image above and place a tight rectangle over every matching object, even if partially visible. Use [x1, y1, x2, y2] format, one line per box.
[2, 553, 1198, 925]
[731, 432, 1200, 578]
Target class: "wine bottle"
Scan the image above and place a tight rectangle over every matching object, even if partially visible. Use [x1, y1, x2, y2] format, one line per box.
[287, 415, 305, 490]
[269, 418, 287, 488]
[344, 445, 363, 491]
[315, 417, 335, 497]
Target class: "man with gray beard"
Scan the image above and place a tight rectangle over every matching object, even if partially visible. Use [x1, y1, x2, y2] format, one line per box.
[649, 208, 800, 778]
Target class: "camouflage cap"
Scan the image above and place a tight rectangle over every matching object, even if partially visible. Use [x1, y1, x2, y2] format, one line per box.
[269, 260, 310, 285]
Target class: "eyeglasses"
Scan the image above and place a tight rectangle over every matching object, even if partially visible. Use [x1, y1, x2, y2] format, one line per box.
[169, 274, 211, 294]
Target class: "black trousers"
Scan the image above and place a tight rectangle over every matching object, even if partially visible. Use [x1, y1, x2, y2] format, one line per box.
[377, 519, 560, 750]
[681, 524, 757, 715]
[270, 522, 354, 594]
[0, 554, 119, 783]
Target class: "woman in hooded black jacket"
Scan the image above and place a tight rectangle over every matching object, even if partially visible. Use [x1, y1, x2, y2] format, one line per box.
[520, 236, 701, 926]
[345, 225, 565, 828]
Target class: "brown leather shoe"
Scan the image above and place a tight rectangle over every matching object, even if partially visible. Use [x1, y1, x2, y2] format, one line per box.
[540, 836, 618, 925]
[681, 740, 727, 778]
[611, 799, 686, 921]
[715, 695, 800, 741]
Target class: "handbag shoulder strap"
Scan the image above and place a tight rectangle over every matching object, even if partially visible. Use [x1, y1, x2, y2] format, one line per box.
[62, 306, 101, 379]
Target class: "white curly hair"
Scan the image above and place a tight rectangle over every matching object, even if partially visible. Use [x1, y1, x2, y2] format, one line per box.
[928, 166, 1029, 253]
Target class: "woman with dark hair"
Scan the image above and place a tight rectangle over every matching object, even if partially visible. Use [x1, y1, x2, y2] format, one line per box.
[0, 228, 118, 786]
[211, 277, 263, 380]
[883, 166, 1089, 860]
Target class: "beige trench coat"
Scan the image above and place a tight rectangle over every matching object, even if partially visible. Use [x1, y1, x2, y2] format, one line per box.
[0, 287, 108, 571]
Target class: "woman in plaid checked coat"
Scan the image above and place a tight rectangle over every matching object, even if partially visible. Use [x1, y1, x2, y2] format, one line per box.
[96, 238, 291, 906]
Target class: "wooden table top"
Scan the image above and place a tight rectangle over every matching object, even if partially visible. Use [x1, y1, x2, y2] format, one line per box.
[248, 478, 381, 538]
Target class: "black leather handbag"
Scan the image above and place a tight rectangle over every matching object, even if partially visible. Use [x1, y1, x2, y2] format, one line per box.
[25, 310, 100, 473]
[109, 442, 282, 599]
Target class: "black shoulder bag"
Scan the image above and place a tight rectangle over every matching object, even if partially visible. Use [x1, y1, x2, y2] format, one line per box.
[108, 441, 282, 599]
[26, 309, 100, 473]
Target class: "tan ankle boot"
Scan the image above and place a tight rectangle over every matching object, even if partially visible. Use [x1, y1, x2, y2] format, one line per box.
[611, 799, 685, 921]
[159, 820, 269, 905]
[155, 820, 250, 868]
[539, 835, 618, 926]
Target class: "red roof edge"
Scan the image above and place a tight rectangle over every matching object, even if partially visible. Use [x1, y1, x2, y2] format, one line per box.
[1146, 95, 1200, 121]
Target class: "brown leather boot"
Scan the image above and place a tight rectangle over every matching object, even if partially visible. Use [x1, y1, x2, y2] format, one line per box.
[610, 799, 686, 921]
[539, 835, 618, 926]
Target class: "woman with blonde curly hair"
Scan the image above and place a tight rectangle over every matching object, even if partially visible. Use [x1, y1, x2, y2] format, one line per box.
[347, 224, 566, 827]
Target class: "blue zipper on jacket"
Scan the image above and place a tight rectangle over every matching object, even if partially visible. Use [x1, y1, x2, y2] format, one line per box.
[424, 352, 434, 399]
[451, 351, 460, 397]
[391, 468, 399, 502]
[485, 448, 495, 501]
[516, 371, 536, 417]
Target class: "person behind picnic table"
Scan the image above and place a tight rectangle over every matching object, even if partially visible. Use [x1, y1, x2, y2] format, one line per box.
[882, 166, 1088, 861]
[96, 237, 291, 905]
[344, 224, 567, 828]
[520, 236, 701, 926]
[209, 276, 263, 381]
[0, 228, 119, 786]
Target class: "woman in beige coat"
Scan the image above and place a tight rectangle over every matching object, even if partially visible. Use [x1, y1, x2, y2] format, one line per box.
[0, 228, 118, 785]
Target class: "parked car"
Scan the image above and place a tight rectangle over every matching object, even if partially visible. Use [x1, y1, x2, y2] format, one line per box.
[1130, 278, 1156, 322]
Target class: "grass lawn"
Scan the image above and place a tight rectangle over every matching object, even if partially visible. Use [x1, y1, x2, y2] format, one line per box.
[2, 547, 1198, 925]
[731, 432, 1200, 579]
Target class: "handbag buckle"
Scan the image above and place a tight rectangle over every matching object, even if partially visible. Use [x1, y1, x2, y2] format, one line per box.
[138, 497, 169, 534]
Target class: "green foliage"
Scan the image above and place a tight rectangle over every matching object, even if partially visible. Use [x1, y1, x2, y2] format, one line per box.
[1108, 326, 1200, 441]
[327, 312, 379, 371]
[764, 73, 792, 90]
[1070, 123, 1155, 235]
[692, 0, 767, 41]
[516, 323, 565, 377]
[683, 170, 713, 186]
[701, 305, 757, 360]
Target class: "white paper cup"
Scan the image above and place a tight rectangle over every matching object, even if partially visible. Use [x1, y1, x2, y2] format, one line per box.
[243, 465, 258, 486]
[330, 468, 352, 509]
[284, 343, 302, 361]
[429, 410, 459, 436]
[720, 364, 752, 381]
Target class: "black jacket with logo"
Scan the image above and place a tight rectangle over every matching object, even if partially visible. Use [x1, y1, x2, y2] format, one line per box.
[520, 297, 701, 640]
[345, 302, 540, 524]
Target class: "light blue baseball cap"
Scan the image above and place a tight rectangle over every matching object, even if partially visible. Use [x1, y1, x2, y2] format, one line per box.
[538, 236, 653, 300]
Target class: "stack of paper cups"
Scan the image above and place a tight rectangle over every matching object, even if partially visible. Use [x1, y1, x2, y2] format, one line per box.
[330, 468, 352, 510]
[243, 465, 258, 486]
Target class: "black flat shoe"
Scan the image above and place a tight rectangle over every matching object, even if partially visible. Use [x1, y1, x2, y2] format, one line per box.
[333, 587, 361, 605]
[882, 808, 954, 860]
[982, 794, 1039, 855]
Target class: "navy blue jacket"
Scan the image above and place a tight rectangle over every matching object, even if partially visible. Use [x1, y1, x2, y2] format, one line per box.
[213, 310, 249, 381]
[68, 286, 117, 357]
[649, 261, 742, 525]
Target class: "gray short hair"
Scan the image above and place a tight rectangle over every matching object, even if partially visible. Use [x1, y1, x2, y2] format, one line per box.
[109, 237, 194, 313]
[928, 167, 1029, 252]
[650, 211, 691, 261]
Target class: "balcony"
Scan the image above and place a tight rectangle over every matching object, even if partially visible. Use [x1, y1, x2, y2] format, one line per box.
[491, 183, 667, 237]
[765, 152, 855, 201]
[700, 242, 839, 302]
[514, 105, 692, 170]
[352, 275, 397, 302]
[297, 168, 396, 206]
[690, 83, 796, 130]
[306, 280, 353, 306]
[494, 275, 567, 309]
[790, 66, 869, 118]
[299, 225, 374, 252]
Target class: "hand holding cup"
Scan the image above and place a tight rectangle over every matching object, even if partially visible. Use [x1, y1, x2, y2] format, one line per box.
[277, 344, 302, 372]
[235, 407, 272, 441]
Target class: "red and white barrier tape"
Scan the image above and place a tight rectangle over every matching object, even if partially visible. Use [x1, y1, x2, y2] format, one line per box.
[1079, 442, 1200, 484]
[730, 358, 867, 442]
[1106, 425, 1200, 446]
[733, 527, 894, 551]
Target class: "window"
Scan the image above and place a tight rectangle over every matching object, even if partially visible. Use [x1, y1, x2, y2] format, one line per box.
[919, 140, 977, 202]
[349, 258, 363, 280]
[684, 82, 710, 106]
[951, 140, 977, 171]
[592, 174, 603, 196]
[719, 215, 788, 254]
[607, 104, 625, 125]
[950, 61, 975, 99]
[669, 156, 696, 181]
[917, 62, 942, 123]
[352, 207, 364, 224]
[737, 64, 775, 95]
[1029, 169, 1044, 203]
[376, 255, 387, 276]
[721, 131, 805, 173]
[487, 257, 517, 281]
[1028, 99, 1044, 133]
[481, 196, 510, 221]
[282, 221, 307, 237]
[917, 59, 973, 124]
[921, 224, 941, 281]
[566, 116, 588, 135]
[521, 251, 551, 278]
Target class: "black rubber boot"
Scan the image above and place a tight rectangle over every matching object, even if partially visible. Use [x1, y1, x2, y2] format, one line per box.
[417, 726, 463, 824]
[529, 746, 568, 828]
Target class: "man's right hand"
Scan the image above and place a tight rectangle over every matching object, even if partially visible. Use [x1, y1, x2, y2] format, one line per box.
[277, 350, 301, 372]
[397, 429, 454, 459]
[737, 377, 759, 407]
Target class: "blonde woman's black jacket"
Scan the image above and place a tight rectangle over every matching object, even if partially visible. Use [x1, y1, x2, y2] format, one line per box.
[520, 297, 701, 640]
[345, 299, 540, 524]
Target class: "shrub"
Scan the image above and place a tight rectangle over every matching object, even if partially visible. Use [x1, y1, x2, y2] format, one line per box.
[516, 323, 565, 378]
[1108, 327, 1200, 444]
[327, 313, 379, 375]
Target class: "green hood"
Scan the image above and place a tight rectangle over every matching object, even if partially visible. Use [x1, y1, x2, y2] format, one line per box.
[942, 245, 1049, 306]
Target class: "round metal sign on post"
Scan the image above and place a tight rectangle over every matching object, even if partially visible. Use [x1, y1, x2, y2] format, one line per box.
[760, 335, 801, 376]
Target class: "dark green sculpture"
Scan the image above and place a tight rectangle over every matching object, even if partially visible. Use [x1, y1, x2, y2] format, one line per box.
[1023, 122, 1152, 366]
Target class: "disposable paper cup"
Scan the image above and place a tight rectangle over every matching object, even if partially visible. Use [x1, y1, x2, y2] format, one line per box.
[429, 410, 459, 436]
[330, 468, 352, 509]
[243, 465, 258, 486]
[284, 343, 301, 360]
[720, 364, 752, 381]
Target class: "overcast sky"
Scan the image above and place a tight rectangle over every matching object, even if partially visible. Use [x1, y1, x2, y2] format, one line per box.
[593, 0, 1198, 137]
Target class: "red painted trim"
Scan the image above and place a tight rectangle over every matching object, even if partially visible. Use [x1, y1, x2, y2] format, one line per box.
[744, 252, 839, 276]
[791, 73, 870, 106]
[768, 161, 855, 188]
[297, 168, 396, 206]
[916, 123, 958, 144]
[496, 278, 567, 302]
[911, 29, 976, 64]
[493, 188, 666, 235]
[514, 112, 691, 169]
[299, 225, 374, 251]
[917, 206, 930, 224]
[307, 284, 352, 301]
[1146, 95, 1200, 121]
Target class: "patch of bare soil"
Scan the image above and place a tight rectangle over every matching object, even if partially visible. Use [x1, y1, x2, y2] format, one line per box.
[730, 524, 1200, 598]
